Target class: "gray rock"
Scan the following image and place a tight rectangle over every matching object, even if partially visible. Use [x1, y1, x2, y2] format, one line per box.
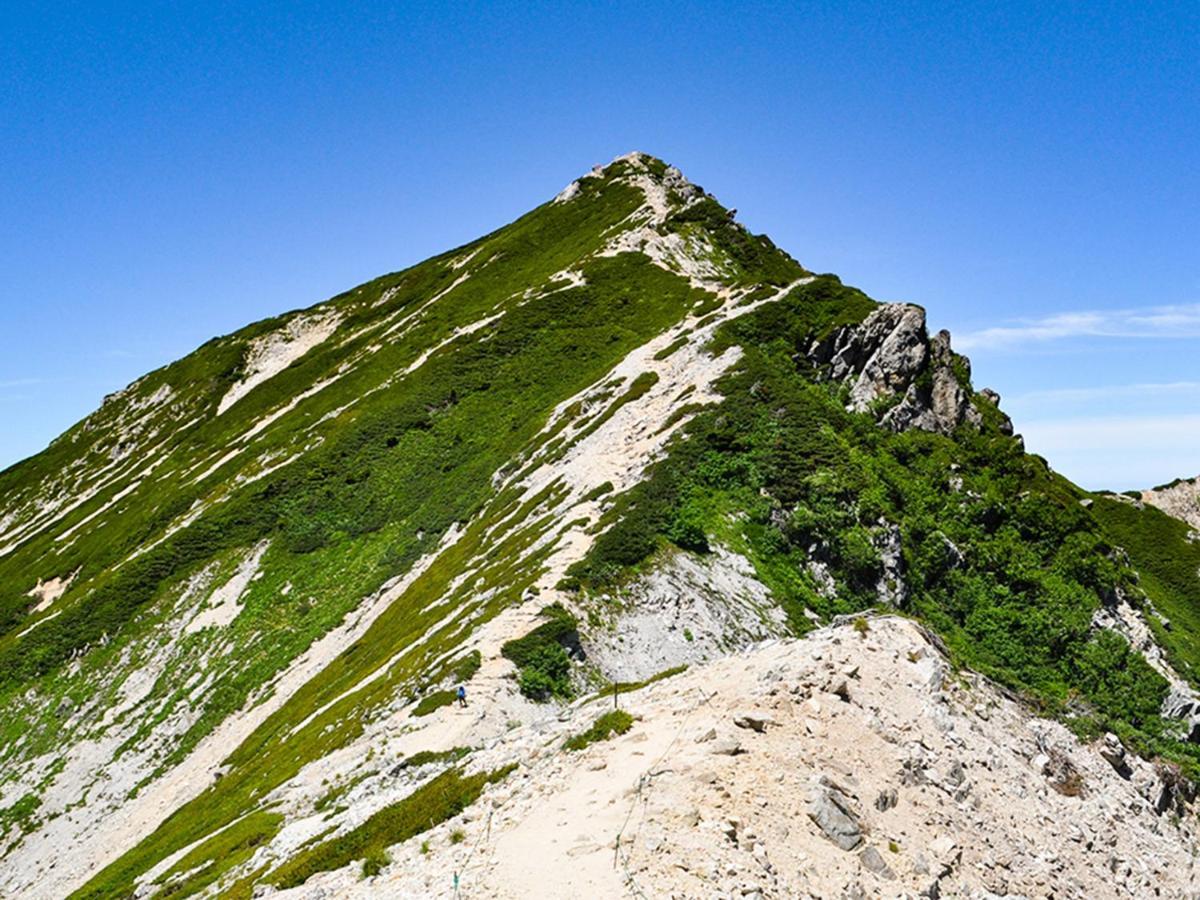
[873, 522, 908, 607]
[809, 303, 995, 437]
[874, 788, 898, 811]
[733, 711, 775, 733]
[806, 777, 864, 851]
[710, 738, 744, 756]
[859, 844, 895, 879]
[1099, 732, 1131, 778]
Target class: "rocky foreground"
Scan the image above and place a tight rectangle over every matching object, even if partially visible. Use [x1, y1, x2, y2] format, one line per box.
[268, 616, 1199, 899]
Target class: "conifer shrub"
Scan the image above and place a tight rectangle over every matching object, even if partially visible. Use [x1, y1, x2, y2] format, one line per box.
[501, 604, 579, 701]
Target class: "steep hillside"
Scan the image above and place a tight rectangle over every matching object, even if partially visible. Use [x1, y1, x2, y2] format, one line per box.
[0, 153, 1197, 899]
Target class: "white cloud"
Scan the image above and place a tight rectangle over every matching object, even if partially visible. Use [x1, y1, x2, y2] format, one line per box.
[0, 378, 41, 390]
[1006, 381, 1200, 406]
[956, 303, 1200, 351]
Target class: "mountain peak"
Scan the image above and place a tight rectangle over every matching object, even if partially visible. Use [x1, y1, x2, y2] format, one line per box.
[553, 151, 702, 223]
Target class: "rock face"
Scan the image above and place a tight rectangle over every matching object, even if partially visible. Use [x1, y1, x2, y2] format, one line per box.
[1142, 475, 1200, 531]
[582, 544, 789, 682]
[807, 776, 865, 850]
[808, 303, 1014, 437]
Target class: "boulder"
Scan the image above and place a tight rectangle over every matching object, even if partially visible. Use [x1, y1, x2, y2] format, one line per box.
[1098, 732, 1131, 778]
[733, 711, 775, 733]
[710, 738, 744, 756]
[874, 788, 898, 811]
[806, 777, 864, 851]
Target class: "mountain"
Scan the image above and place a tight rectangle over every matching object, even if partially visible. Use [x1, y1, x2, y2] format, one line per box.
[1, 153, 1198, 899]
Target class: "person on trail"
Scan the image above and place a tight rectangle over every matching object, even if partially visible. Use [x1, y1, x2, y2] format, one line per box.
[457, 684, 467, 708]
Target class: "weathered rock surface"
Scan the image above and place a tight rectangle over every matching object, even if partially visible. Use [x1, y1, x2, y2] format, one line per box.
[1142, 474, 1200, 531]
[808, 303, 1014, 437]
[266, 617, 1200, 900]
[582, 544, 789, 682]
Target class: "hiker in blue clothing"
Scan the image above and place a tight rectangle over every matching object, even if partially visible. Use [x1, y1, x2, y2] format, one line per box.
[457, 684, 468, 708]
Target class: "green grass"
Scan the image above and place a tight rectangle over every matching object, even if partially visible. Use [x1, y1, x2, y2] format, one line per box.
[652, 335, 689, 360]
[564, 709, 635, 751]
[607, 664, 688, 694]
[360, 848, 390, 879]
[152, 811, 283, 899]
[268, 766, 513, 889]
[394, 746, 471, 771]
[1091, 496, 1200, 685]
[412, 690, 457, 717]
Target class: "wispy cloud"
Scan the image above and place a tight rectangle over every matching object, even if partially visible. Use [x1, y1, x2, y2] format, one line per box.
[956, 303, 1200, 351]
[1006, 381, 1200, 406]
[0, 378, 41, 390]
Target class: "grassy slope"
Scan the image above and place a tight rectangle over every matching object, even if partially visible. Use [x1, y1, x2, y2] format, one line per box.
[1091, 496, 1200, 687]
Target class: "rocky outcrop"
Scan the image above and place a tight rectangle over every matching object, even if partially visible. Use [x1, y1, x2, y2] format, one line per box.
[1092, 584, 1200, 743]
[1142, 475, 1200, 531]
[807, 776, 865, 850]
[581, 544, 790, 682]
[808, 303, 1015, 437]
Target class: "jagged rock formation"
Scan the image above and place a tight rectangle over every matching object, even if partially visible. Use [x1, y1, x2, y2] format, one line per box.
[808, 302, 1014, 437]
[0, 152, 1195, 900]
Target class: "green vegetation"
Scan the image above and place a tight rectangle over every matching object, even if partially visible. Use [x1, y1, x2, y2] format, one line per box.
[1091, 497, 1200, 685]
[152, 811, 282, 899]
[568, 272, 1181, 764]
[269, 766, 512, 889]
[606, 664, 688, 695]
[412, 690, 457, 717]
[564, 709, 635, 751]
[579, 481, 615, 504]
[395, 746, 471, 771]
[653, 335, 689, 360]
[501, 603, 579, 701]
[360, 848, 389, 879]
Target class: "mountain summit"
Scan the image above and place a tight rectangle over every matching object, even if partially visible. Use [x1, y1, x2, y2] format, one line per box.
[2, 154, 1199, 898]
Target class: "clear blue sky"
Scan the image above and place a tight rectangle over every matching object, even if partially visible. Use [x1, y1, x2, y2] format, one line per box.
[2, 1, 1197, 489]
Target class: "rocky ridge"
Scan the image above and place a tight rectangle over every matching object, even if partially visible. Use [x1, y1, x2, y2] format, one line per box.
[264, 616, 1200, 899]
[809, 303, 1013, 438]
